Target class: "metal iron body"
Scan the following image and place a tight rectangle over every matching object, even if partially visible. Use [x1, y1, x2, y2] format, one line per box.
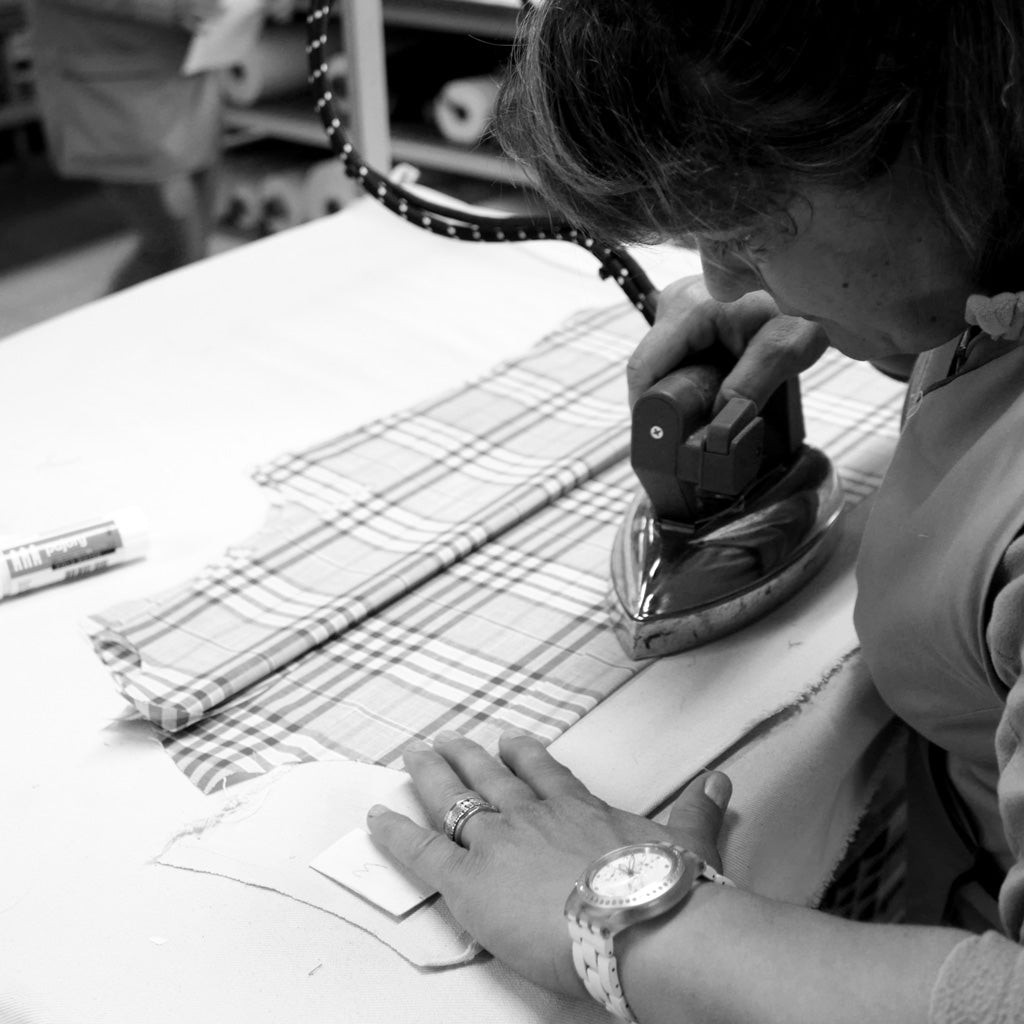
[610, 364, 844, 659]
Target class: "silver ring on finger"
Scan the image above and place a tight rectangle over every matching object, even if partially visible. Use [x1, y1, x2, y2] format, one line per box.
[442, 794, 499, 847]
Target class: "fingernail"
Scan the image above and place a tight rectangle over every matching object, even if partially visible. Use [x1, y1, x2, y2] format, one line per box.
[434, 730, 461, 744]
[404, 739, 431, 754]
[501, 726, 530, 739]
[367, 804, 387, 818]
[703, 771, 732, 811]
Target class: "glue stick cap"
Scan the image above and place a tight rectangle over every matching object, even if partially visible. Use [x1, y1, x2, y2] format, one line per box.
[112, 506, 149, 562]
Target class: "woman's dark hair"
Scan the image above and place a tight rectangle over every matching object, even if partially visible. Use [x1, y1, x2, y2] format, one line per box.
[496, 0, 1024, 290]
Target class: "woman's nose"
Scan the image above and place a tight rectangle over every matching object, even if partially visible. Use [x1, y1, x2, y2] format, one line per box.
[698, 244, 763, 302]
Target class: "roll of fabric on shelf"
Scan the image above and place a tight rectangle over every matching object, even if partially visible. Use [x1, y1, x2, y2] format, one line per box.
[216, 144, 310, 233]
[432, 73, 502, 146]
[387, 33, 498, 124]
[215, 164, 264, 233]
[260, 166, 308, 234]
[220, 23, 311, 106]
[303, 159, 361, 220]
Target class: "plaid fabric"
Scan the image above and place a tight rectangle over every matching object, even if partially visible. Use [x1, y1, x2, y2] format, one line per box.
[165, 461, 640, 791]
[89, 301, 907, 793]
[89, 306, 638, 733]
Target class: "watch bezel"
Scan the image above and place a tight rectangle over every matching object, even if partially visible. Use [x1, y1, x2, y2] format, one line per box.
[565, 841, 703, 935]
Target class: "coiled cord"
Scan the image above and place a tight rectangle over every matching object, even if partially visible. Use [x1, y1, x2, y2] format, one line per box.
[303, 3, 659, 325]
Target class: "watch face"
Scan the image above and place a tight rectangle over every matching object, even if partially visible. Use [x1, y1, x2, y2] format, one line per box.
[582, 842, 694, 909]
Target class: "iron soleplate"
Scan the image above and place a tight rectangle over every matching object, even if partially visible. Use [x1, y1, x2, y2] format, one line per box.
[609, 446, 845, 659]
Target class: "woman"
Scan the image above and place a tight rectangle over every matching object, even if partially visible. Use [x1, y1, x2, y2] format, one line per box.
[368, 2, 1024, 1020]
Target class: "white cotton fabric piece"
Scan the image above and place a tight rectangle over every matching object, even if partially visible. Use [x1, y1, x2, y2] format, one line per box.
[713, 653, 896, 902]
[157, 760, 481, 967]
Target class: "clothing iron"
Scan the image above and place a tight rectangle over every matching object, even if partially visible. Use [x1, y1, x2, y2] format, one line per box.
[609, 357, 845, 659]
[300, 11, 842, 662]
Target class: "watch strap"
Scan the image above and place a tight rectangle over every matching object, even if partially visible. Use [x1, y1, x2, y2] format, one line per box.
[567, 860, 734, 1022]
[567, 915, 639, 1023]
[698, 862, 733, 888]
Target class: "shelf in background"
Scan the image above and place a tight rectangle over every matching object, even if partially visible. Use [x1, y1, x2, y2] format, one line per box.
[383, 0, 521, 39]
[224, 101, 529, 185]
[392, 122, 528, 184]
[224, 98, 331, 149]
[225, 1, 532, 186]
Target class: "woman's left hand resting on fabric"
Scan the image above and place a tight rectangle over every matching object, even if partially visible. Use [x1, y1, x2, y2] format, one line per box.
[368, 728, 966, 1024]
[366, 728, 731, 998]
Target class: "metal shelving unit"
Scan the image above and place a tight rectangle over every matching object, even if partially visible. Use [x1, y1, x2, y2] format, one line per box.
[224, 0, 526, 185]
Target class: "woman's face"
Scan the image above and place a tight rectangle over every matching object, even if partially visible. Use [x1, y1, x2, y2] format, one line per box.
[696, 163, 975, 361]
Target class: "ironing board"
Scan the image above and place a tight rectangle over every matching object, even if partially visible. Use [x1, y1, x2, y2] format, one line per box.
[0, 198, 901, 1022]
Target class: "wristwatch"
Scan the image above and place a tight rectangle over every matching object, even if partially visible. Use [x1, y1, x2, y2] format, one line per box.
[564, 841, 733, 1022]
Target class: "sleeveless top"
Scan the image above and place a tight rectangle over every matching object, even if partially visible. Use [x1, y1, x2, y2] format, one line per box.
[855, 332, 1024, 920]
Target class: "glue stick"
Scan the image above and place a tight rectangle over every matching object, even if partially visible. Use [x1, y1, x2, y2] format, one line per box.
[0, 507, 148, 599]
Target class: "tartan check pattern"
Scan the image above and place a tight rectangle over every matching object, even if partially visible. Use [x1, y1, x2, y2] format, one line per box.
[165, 462, 640, 792]
[89, 306, 639, 733]
[89, 301, 908, 793]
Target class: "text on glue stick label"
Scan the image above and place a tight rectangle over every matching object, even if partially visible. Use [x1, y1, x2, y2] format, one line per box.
[3, 522, 123, 578]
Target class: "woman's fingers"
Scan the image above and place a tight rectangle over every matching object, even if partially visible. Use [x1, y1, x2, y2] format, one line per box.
[403, 733, 539, 849]
[626, 290, 778, 407]
[401, 730, 602, 844]
[431, 732, 536, 808]
[402, 740, 503, 820]
[498, 729, 596, 801]
[715, 315, 829, 413]
[627, 275, 829, 415]
[666, 770, 733, 869]
[366, 806, 468, 886]
[627, 279, 717, 406]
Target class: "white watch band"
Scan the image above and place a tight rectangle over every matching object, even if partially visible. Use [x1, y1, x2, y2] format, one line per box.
[567, 862, 734, 1022]
[568, 914, 639, 1022]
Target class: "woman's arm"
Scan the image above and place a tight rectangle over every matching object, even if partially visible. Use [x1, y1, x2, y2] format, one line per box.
[367, 731, 986, 1024]
[618, 879, 965, 1024]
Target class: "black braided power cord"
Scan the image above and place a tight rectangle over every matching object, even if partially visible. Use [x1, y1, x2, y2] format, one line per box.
[304, 3, 659, 326]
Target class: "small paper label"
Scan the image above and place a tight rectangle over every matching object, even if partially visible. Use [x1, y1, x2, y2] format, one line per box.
[310, 828, 437, 917]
